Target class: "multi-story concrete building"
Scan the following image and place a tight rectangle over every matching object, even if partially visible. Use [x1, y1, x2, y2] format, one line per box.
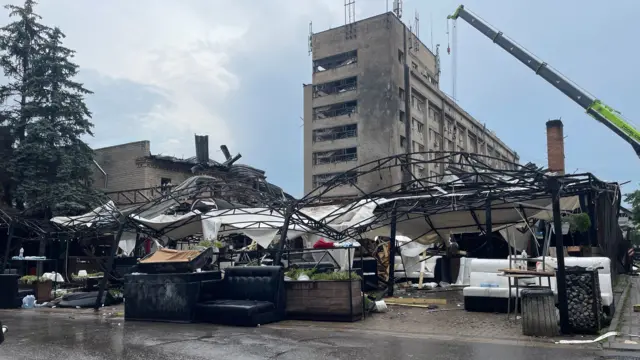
[303, 12, 519, 198]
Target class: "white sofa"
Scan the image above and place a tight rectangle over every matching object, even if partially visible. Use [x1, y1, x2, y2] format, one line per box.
[394, 255, 441, 280]
[463, 257, 615, 315]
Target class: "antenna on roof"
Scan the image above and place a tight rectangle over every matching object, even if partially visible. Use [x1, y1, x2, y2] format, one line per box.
[393, 0, 402, 19]
[430, 12, 434, 50]
[344, 0, 356, 39]
[345, 0, 355, 25]
[308, 21, 313, 56]
[414, 10, 419, 51]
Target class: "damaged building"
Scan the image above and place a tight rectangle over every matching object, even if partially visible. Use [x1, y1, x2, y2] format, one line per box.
[91, 137, 291, 206]
[303, 12, 519, 199]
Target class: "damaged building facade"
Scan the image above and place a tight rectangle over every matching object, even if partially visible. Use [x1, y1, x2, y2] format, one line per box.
[303, 12, 519, 198]
[91, 139, 290, 206]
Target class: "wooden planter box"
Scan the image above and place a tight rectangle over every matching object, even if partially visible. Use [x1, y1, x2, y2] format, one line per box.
[285, 279, 363, 322]
[19, 281, 52, 303]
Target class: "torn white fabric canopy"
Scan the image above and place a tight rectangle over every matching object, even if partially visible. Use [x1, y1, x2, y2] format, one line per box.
[51, 201, 120, 228]
[130, 211, 203, 241]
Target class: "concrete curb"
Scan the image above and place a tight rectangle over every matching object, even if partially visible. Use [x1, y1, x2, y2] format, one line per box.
[604, 276, 638, 352]
[608, 277, 632, 333]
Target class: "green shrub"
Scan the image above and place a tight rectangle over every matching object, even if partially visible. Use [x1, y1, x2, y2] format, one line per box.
[19, 275, 48, 284]
[285, 269, 361, 281]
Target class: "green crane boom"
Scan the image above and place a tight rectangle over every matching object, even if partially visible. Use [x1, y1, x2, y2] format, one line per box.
[448, 5, 640, 157]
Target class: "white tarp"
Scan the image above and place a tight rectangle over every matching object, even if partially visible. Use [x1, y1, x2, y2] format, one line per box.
[51, 201, 120, 228]
[130, 211, 203, 241]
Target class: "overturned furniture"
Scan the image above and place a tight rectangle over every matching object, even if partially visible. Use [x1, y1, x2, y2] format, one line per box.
[124, 248, 219, 323]
[137, 248, 213, 274]
[195, 266, 285, 326]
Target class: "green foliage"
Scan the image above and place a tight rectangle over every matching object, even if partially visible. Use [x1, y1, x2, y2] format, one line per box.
[310, 271, 361, 281]
[197, 240, 225, 249]
[284, 269, 361, 281]
[0, 1, 96, 215]
[625, 189, 640, 229]
[71, 272, 103, 281]
[19, 275, 47, 284]
[563, 213, 591, 233]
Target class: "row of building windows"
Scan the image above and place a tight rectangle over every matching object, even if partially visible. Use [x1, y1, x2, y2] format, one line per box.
[312, 147, 357, 165]
[312, 171, 358, 188]
[312, 100, 358, 120]
[313, 50, 357, 73]
[313, 76, 357, 98]
[312, 124, 357, 143]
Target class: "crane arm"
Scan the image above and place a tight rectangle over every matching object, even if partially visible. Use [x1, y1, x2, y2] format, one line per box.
[448, 5, 640, 157]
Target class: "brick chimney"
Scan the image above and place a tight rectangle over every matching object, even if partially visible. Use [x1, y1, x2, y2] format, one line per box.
[546, 119, 565, 175]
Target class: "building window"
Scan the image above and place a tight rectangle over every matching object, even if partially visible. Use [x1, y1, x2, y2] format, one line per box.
[411, 94, 425, 112]
[411, 62, 418, 70]
[400, 136, 406, 148]
[399, 110, 405, 123]
[313, 147, 357, 165]
[398, 87, 405, 100]
[313, 100, 357, 120]
[412, 118, 424, 132]
[313, 171, 357, 188]
[398, 49, 404, 63]
[312, 124, 357, 142]
[313, 50, 357, 73]
[412, 141, 424, 153]
[430, 171, 439, 180]
[445, 139, 453, 151]
[313, 77, 357, 98]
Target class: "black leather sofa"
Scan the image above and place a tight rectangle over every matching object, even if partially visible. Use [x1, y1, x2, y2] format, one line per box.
[195, 266, 285, 326]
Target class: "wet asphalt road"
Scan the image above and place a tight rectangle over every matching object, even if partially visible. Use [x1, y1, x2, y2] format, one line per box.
[0, 311, 608, 360]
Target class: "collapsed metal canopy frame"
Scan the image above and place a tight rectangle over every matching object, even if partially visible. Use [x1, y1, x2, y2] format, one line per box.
[290, 151, 618, 242]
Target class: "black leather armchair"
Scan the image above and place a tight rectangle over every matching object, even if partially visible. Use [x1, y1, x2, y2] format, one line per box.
[195, 266, 285, 326]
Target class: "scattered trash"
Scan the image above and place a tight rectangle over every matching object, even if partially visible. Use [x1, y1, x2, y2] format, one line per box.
[554, 331, 619, 344]
[413, 282, 438, 290]
[438, 281, 451, 289]
[21, 295, 35, 309]
[633, 304, 640, 313]
[374, 300, 388, 313]
[297, 274, 310, 281]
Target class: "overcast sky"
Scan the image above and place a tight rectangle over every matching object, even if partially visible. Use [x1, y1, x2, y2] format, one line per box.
[4, 0, 639, 199]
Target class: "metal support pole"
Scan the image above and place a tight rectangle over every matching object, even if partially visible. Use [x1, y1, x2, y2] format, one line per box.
[94, 222, 126, 311]
[273, 206, 292, 267]
[1, 222, 14, 274]
[587, 191, 597, 251]
[485, 197, 493, 255]
[387, 205, 398, 297]
[550, 178, 571, 333]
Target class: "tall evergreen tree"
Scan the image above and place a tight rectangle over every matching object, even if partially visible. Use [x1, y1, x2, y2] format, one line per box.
[0, 0, 50, 209]
[0, 1, 96, 215]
